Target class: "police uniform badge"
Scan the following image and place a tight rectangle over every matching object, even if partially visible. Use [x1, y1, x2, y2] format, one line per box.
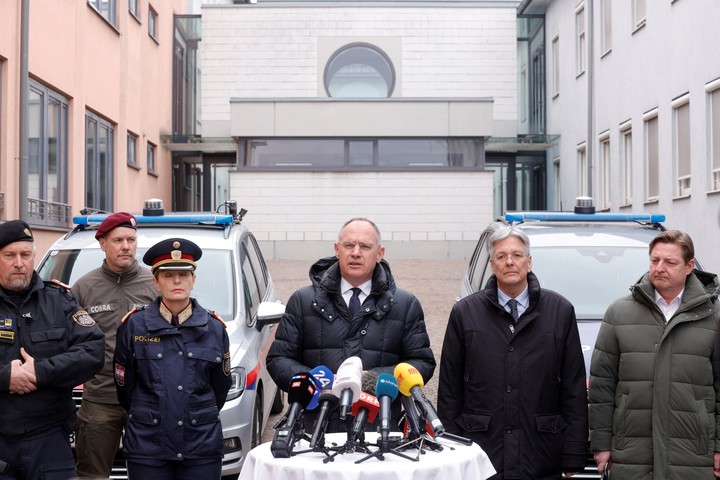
[0, 318, 14, 342]
[115, 362, 126, 386]
[72, 309, 96, 327]
[223, 352, 231, 377]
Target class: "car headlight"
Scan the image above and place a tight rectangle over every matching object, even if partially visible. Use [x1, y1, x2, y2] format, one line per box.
[226, 366, 246, 401]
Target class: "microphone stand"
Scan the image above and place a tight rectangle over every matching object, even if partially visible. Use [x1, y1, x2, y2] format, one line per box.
[322, 422, 372, 464]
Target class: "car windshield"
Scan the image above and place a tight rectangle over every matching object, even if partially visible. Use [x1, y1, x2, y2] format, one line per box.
[37, 248, 235, 320]
[484, 245, 650, 319]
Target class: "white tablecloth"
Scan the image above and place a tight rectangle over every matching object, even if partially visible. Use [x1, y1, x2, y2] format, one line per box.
[238, 433, 496, 480]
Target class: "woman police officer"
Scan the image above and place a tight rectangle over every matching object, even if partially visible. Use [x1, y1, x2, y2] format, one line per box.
[113, 238, 231, 479]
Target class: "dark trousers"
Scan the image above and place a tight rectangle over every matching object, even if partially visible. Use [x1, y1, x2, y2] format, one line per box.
[0, 425, 75, 480]
[126, 459, 221, 480]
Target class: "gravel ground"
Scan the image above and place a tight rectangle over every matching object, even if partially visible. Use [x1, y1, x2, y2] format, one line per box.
[261, 258, 467, 442]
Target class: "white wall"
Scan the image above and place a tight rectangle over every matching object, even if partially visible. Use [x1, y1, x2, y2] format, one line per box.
[231, 171, 494, 260]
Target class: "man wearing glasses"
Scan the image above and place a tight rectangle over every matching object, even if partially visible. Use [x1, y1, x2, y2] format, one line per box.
[438, 225, 588, 479]
[267, 217, 436, 434]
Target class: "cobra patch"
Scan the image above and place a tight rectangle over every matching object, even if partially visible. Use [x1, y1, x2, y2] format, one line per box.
[0, 330, 14, 342]
[72, 310, 96, 327]
[115, 363, 125, 386]
[223, 352, 231, 376]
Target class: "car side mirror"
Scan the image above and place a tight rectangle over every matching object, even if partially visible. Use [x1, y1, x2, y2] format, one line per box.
[256, 301, 285, 330]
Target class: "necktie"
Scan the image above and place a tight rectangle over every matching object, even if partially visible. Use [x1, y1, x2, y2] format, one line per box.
[507, 299, 519, 322]
[349, 288, 361, 317]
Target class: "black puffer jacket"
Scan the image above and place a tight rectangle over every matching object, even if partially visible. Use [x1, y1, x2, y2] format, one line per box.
[267, 257, 435, 431]
[438, 273, 588, 479]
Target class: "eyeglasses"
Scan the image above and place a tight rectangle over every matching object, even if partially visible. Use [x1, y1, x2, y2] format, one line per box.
[492, 251, 527, 263]
[340, 242, 377, 252]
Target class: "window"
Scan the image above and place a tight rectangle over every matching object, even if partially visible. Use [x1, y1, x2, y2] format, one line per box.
[575, 4, 586, 75]
[324, 43, 395, 98]
[147, 142, 157, 174]
[601, 0, 612, 55]
[577, 143, 588, 196]
[707, 80, 720, 191]
[644, 110, 659, 201]
[620, 122, 633, 205]
[88, 0, 116, 26]
[551, 35, 560, 97]
[599, 132, 611, 209]
[148, 5, 158, 40]
[244, 138, 482, 168]
[28, 81, 70, 227]
[632, 0, 646, 31]
[127, 132, 138, 168]
[85, 111, 114, 212]
[672, 95, 691, 197]
[129, 0, 139, 18]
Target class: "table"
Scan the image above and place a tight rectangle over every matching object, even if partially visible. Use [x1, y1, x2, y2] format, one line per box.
[238, 433, 496, 480]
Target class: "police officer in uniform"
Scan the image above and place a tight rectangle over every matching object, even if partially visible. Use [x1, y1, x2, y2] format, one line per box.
[73, 212, 156, 478]
[114, 238, 232, 480]
[0, 220, 105, 479]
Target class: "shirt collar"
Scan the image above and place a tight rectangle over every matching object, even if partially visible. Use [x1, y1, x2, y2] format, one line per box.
[497, 286, 530, 309]
[655, 288, 684, 308]
[340, 278, 372, 297]
[159, 301, 193, 325]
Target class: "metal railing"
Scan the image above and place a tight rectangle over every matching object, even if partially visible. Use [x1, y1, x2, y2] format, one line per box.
[27, 197, 72, 228]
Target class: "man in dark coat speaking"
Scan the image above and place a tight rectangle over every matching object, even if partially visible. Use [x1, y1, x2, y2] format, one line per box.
[267, 217, 436, 433]
[438, 225, 588, 479]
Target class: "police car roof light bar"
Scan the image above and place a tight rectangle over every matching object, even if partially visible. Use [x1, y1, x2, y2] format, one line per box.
[72, 214, 235, 226]
[505, 212, 666, 223]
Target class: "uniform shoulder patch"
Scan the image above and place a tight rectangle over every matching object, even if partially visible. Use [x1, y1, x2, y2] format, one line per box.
[72, 310, 96, 327]
[121, 307, 140, 325]
[51, 279, 72, 290]
[210, 311, 227, 328]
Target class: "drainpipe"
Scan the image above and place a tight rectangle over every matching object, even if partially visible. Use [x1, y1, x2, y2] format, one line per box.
[586, 0, 594, 197]
[18, 0, 30, 220]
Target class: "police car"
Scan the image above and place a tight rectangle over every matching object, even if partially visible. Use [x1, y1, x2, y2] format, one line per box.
[458, 197, 695, 479]
[36, 200, 285, 480]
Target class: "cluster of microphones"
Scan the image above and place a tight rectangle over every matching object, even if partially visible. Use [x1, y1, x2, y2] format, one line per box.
[270, 357, 470, 463]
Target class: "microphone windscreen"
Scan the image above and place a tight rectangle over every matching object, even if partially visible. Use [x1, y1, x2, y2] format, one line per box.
[318, 387, 339, 406]
[361, 370, 380, 395]
[308, 365, 334, 410]
[394, 362, 424, 396]
[375, 373, 399, 401]
[332, 358, 363, 401]
[287, 372, 317, 407]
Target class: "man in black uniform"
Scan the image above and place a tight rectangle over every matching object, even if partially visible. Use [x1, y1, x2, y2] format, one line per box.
[0, 220, 105, 479]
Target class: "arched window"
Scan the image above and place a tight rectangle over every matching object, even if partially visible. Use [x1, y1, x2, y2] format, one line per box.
[324, 43, 395, 98]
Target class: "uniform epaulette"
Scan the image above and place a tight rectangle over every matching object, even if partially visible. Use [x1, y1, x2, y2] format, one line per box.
[210, 310, 227, 328]
[48, 278, 72, 291]
[121, 307, 141, 325]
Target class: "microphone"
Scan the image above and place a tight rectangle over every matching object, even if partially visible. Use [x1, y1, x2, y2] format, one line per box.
[332, 356, 362, 420]
[308, 387, 339, 448]
[394, 362, 445, 436]
[307, 365, 334, 411]
[400, 395, 422, 438]
[350, 371, 380, 443]
[270, 372, 317, 458]
[375, 373, 399, 444]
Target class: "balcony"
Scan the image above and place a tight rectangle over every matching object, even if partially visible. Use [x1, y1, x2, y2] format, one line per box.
[28, 197, 71, 228]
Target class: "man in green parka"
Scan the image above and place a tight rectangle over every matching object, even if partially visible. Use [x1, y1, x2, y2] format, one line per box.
[589, 230, 720, 479]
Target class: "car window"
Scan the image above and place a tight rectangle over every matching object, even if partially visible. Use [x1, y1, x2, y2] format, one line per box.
[241, 249, 261, 326]
[244, 235, 268, 300]
[468, 230, 492, 292]
[480, 245, 650, 319]
[38, 248, 236, 320]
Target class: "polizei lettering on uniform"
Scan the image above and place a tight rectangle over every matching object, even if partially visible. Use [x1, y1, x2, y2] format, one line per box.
[134, 336, 160, 343]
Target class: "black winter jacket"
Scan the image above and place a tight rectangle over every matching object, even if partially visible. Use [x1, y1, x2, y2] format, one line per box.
[438, 272, 588, 479]
[266, 257, 435, 432]
[0, 273, 105, 437]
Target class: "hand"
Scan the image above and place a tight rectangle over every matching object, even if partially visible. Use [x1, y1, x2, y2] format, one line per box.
[9, 352, 37, 395]
[563, 472, 577, 478]
[713, 451, 720, 477]
[594, 450, 612, 475]
[19, 347, 36, 377]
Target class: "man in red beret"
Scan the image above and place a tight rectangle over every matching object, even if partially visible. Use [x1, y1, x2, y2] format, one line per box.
[0, 220, 105, 479]
[72, 212, 156, 478]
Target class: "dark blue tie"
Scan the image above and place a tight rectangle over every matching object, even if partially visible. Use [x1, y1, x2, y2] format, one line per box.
[507, 299, 519, 322]
[349, 288, 361, 317]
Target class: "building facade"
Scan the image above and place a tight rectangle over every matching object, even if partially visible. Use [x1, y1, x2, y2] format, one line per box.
[177, 0, 539, 260]
[0, 0, 185, 253]
[522, 0, 720, 272]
